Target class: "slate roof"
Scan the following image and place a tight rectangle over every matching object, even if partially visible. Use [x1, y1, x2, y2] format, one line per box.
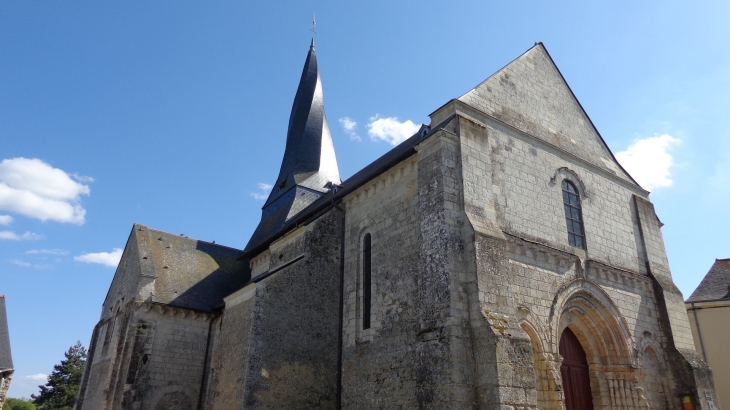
[266, 39, 341, 205]
[243, 43, 648, 257]
[242, 117, 453, 257]
[245, 40, 342, 252]
[129, 225, 251, 312]
[0, 295, 13, 372]
[686, 258, 730, 303]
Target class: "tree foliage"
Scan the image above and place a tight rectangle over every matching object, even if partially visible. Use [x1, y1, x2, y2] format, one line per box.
[3, 398, 36, 410]
[31, 342, 86, 410]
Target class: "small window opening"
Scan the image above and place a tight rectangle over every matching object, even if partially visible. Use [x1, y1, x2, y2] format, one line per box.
[562, 180, 586, 249]
[362, 233, 372, 330]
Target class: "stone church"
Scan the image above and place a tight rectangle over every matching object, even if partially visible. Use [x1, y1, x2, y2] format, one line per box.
[76, 41, 718, 410]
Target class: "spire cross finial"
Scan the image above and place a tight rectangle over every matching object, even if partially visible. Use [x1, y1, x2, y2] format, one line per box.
[311, 13, 317, 38]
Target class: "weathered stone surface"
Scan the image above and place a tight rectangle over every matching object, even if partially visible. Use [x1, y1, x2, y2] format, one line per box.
[78, 43, 718, 410]
[238, 209, 342, 409]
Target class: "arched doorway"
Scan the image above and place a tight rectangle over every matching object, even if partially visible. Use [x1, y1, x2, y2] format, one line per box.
[560, 328, 593, 410]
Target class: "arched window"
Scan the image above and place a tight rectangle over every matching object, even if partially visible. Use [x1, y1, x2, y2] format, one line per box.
[362, 233, 372, 330]
[562, 180, 585, 249]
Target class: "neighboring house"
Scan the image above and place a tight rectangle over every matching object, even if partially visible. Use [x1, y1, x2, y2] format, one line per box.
[0, 295, 14, 409]
[75, 41, 718, 410]
[686, 258, 730, 409]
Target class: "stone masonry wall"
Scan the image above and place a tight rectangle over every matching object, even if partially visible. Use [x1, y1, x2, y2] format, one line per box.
[75, 306, 130, 410]
[340, 154, 421, 409]
[456, 43, 632, 185]
[99, 225, 148, 322]
[120, 305, 211, 410]
[77, 302, 213, 410]
[77, 222, 248, 410]
[201, 286, 255, 410]
[76, 226, 147, 410]
[414, 128, 486, 409]
[235, 209, 342, 409]
[486, 120, 646, 274]
[447, 94, 718, 408]
[0, 371, 13, 409]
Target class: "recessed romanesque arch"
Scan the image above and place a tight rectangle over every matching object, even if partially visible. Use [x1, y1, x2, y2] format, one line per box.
[549, 279, 633, 367]
[518, 310, 564, 410]
[548, 279, 642, 409]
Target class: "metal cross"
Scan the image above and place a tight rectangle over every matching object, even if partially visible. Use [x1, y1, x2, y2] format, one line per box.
[311, 13, 317, 37]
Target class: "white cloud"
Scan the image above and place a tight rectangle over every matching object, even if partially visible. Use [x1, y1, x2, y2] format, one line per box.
[0, 158, 91, 224]
[10, 259, 51, 269]
[615, 134, 680, 190]
[26, 248, 68, 255]
[0, 231, 43, 241]
[75, 248, 123, 267]
[250, 183, 273, 201]
[367, 115, 420, 146]
[339, 117, 361, 141]
[0, 215, 12, 225]
[25, 373, 48, 381]
[71, 173, 95, 183]
[7, 373, 48, 397]
[16, 374, 47, 387]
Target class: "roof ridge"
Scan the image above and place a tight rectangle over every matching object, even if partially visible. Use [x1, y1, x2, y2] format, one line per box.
[457, 42, 642, 190]
[454, 42, 542, 103]
[139, 225, 242, 252]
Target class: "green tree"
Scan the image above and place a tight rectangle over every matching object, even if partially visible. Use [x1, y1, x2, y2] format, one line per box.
[31, 342, 86, 410]
[3, 398, 36, 410]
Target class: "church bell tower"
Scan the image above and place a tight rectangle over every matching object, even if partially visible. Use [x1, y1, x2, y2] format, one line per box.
[245, 40, 341, 250]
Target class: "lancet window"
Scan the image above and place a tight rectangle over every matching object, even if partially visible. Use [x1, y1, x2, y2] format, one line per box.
[562, 180, 586, 249]
[362, 233, 372, 330]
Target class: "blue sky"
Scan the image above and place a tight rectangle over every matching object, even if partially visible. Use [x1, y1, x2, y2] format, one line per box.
[2, 0, 728, 399]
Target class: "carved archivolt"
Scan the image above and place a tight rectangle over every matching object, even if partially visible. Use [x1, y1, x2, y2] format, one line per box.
[549, 167, 590, 201]
[549, 279, 654, 410]
[518, 312, 566, 410]
[549, 278, 634, 367]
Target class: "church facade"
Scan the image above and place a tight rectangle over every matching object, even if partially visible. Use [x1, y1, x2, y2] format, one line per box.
[76, 42, 718, 410]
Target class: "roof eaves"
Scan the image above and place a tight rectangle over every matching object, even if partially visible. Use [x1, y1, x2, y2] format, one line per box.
[241, 115, 458, 259]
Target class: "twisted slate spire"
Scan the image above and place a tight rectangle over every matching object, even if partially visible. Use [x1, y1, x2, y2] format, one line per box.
[245, 41, 340, 252]
[265, 39, 340, 207]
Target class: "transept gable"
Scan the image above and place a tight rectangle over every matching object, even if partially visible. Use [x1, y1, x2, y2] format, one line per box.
[458, 43, 636, 185]
[103, 224, 249, 315]
[100, 224, 146, 316]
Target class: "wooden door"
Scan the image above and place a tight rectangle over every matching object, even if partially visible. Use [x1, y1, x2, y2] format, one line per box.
[560, 328, 594, 410]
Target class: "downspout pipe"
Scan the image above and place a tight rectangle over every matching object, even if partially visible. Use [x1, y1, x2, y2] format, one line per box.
[198, 311, 221, 410]
[689, 302, 708, 362]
